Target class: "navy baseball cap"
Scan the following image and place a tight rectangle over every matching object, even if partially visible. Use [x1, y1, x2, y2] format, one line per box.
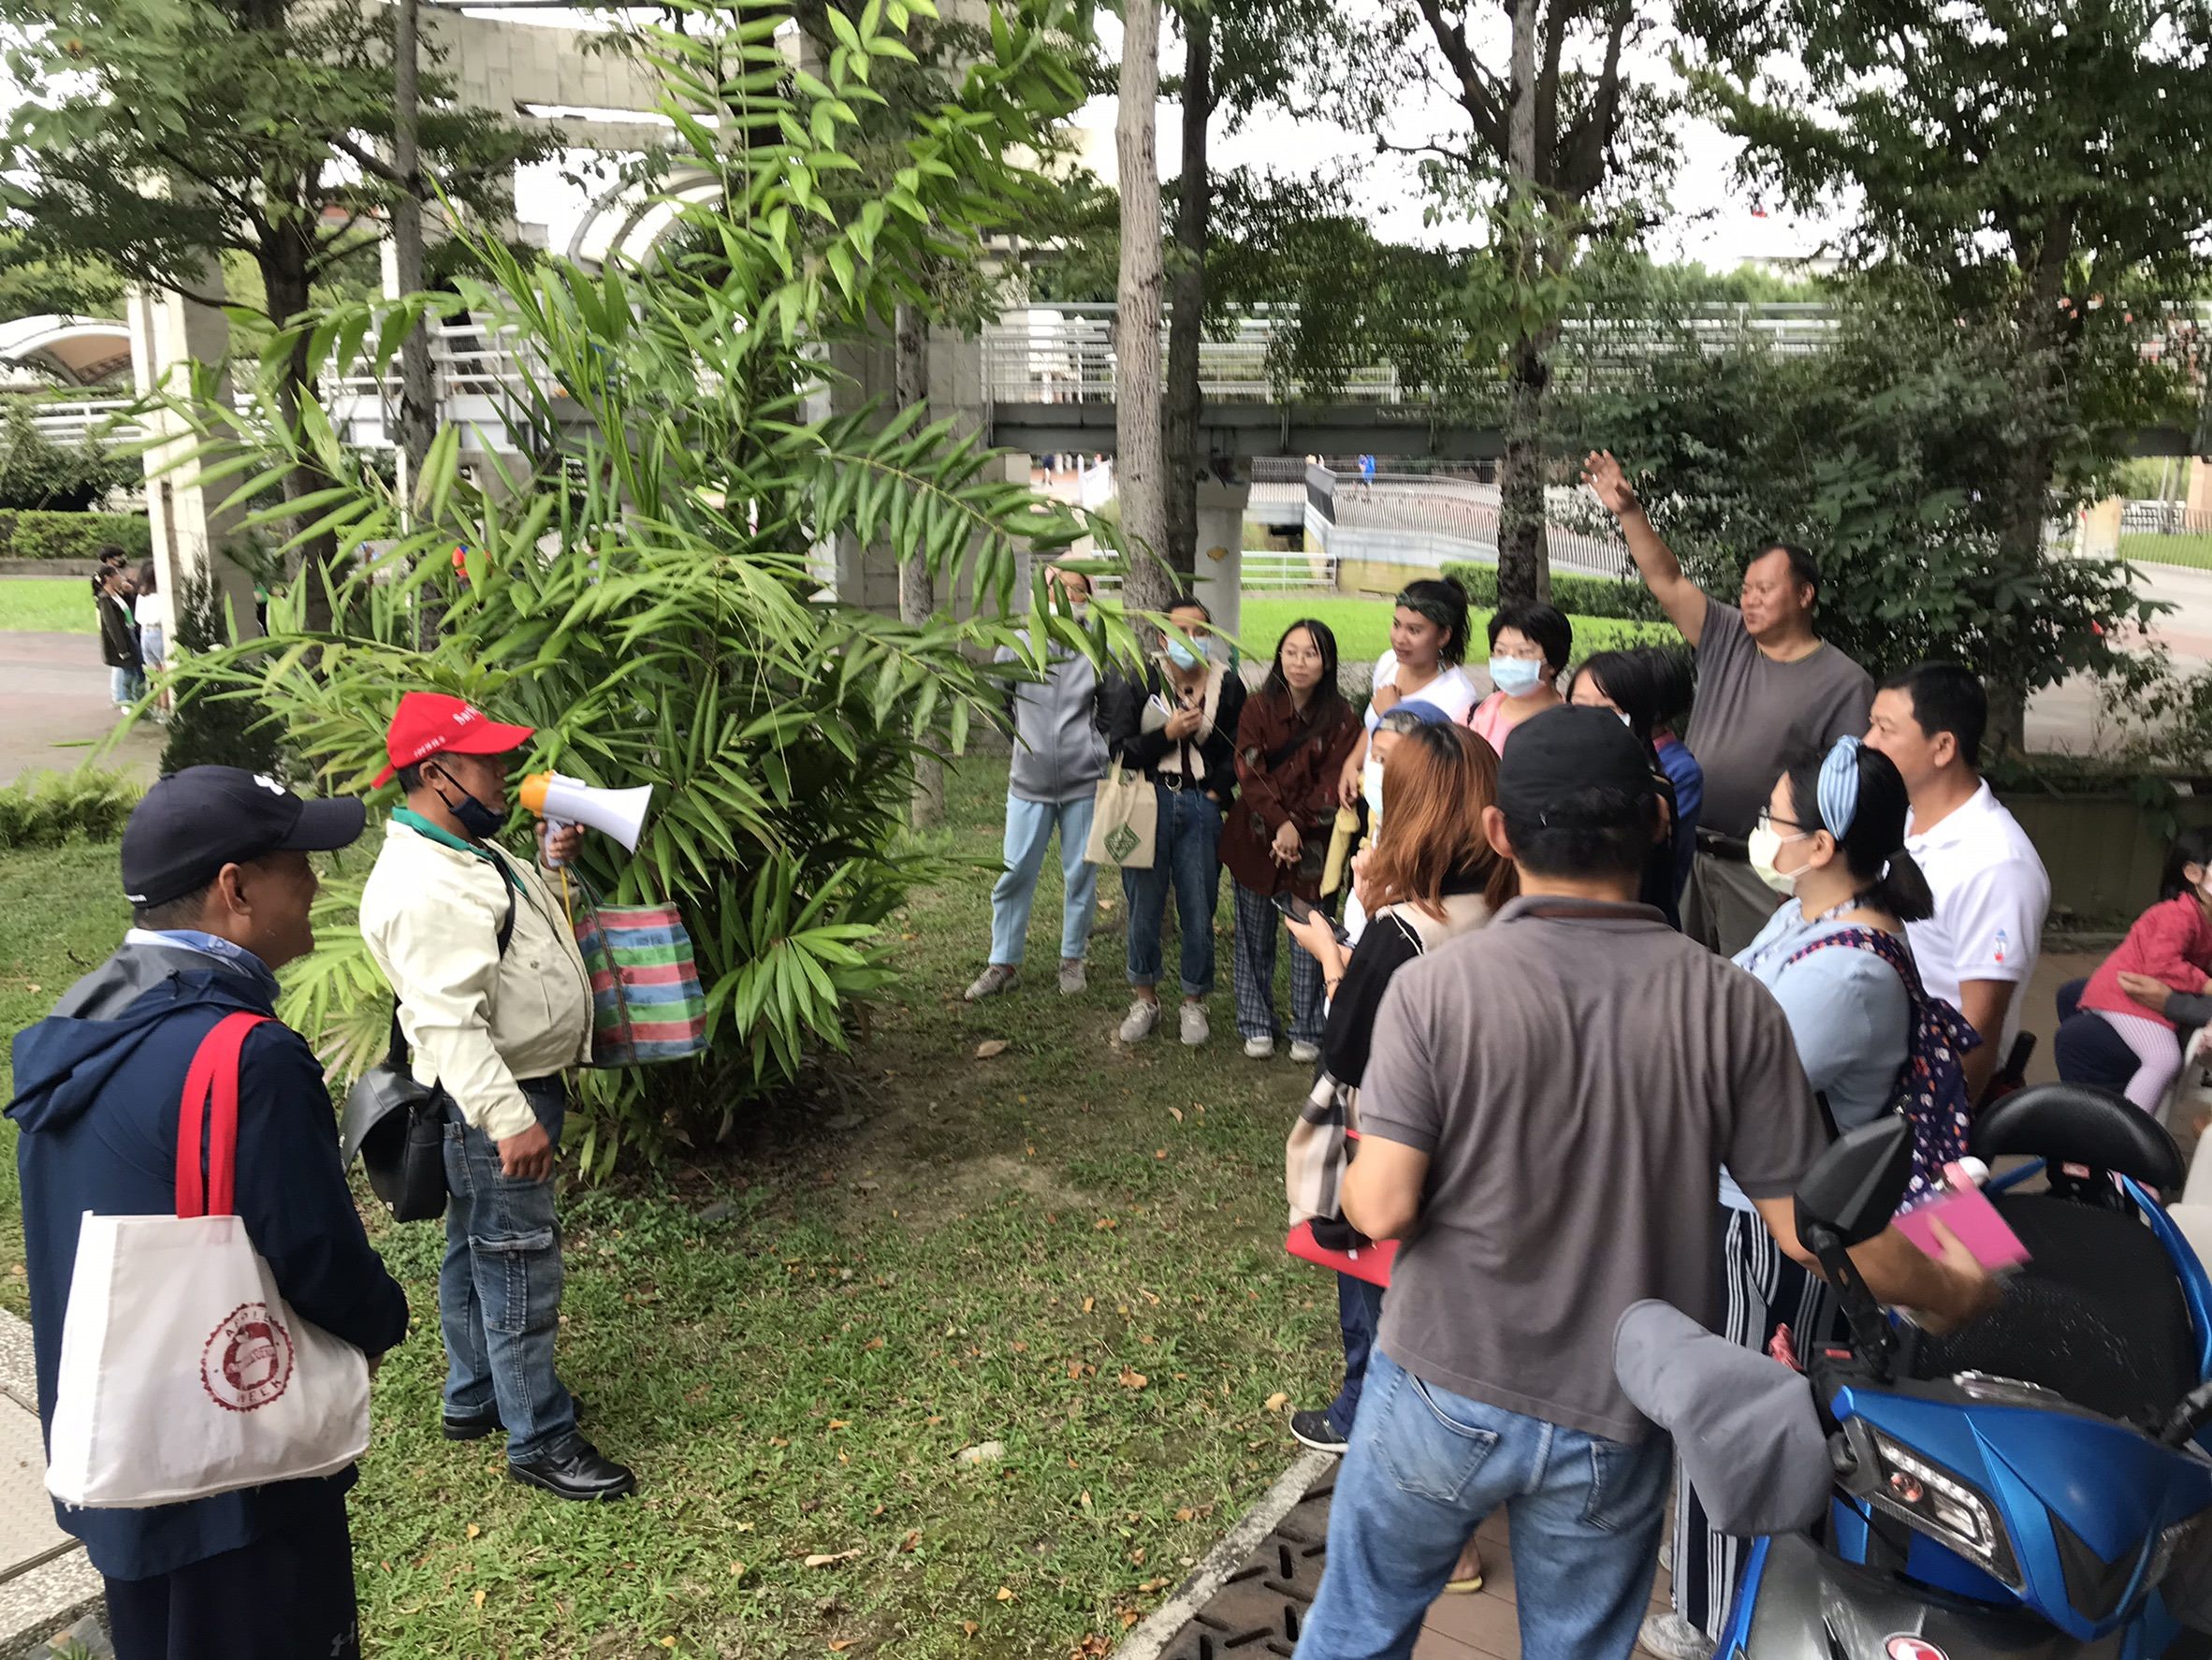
[121, 767, 367, 909]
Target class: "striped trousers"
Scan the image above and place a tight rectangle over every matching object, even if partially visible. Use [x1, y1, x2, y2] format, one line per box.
[1670, 1204, 1836, 1639]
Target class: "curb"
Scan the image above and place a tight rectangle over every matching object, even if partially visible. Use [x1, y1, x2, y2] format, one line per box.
[1109, 1450, 1333, 1660]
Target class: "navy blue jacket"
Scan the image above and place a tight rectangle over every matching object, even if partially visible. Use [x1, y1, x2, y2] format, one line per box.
[7, 940, 409, 1580]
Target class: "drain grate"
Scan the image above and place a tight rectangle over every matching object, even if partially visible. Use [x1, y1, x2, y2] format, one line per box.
[1155, 1473, 1334, 1659]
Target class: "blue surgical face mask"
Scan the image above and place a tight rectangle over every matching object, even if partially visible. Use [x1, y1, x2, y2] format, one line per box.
[1489, 655, 1546, 697]
[1166, 636, 1206, 671]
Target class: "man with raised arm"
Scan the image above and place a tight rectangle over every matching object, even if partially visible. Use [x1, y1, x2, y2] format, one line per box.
[1584, 450, 1875, 954]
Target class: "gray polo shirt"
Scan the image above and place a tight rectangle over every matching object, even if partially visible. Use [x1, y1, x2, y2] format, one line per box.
[1360, 896, 1829, 1444]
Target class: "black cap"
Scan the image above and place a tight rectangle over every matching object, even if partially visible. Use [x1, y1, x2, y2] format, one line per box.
[121, 767, 367, 909]
[1494, 706, 1656, 823]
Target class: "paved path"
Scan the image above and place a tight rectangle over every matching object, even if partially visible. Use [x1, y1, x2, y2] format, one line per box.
[0, 634, 163, 788]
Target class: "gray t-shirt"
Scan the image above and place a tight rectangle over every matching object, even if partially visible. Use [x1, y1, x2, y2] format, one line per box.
[1360, 896, 1829, 1444]
[1684, 601, 1875, 838]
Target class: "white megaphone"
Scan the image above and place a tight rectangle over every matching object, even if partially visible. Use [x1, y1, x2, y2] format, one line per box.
[518, 771, 653, 855]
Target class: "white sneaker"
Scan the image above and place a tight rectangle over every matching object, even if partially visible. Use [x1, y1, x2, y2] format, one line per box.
[1179, 1002, 1210, 1046]
[1243, 1035, 1274, 1059]
[1289, 1040, 1321, 1065]
[1118, 998, 1161, 1044]
[1637, 1612, 1713, 1660]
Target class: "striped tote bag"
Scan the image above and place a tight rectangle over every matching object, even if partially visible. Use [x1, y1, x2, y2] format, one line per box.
[571, 881, 709, 1066]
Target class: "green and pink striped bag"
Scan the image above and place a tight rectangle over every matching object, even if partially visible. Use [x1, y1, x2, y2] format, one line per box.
[570, 882, 708, 1066]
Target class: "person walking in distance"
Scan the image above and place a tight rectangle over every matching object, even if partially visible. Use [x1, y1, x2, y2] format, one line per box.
[359, 692, 636, 1501]
[8, 768, 408, 1660]
[1583, 450, 1873, 955]
[964, 565, 1111, 1001]
[1290, 706, 1998, 1660]
[1864, 662, 2051, 1104]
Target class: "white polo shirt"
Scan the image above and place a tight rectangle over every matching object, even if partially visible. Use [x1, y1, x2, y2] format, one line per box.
[1902, 779, 2050, 1056]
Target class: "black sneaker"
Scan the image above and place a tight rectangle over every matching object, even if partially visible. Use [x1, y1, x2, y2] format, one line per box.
[1288, 1408, 1349, 1455]
[444, 1394, 587, 1442]
[508, 1436, 636, 1502]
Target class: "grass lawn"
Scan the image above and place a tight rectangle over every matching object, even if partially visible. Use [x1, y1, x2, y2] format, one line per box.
[0, 764, 1348, 1658]
[0, 576, 97, 634]
[1238, 592, 1676, 668]
[2120, 531, 2212, 572]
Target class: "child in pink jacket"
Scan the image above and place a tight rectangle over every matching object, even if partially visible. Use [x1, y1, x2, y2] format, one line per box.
[2078, 827, 2212, 1111]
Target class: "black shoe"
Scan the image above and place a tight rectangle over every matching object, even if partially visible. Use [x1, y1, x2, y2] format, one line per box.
[1288, 1408, 1349, 1455]
[444, 1394, 587, 1442]
[508, 1437, 636, 1502]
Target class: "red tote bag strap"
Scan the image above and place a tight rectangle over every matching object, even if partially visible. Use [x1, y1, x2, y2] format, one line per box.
[175, 1012, 271, 1219]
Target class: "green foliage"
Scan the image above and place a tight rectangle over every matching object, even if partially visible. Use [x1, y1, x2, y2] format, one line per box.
[0, 403, 136, 511]
[0, 768, 141, 851]
[158, 564, 282, 778]
[0, 509, 149, 561]
[162, 0, 1139, 1173]
[1443, 561, 1662, 622]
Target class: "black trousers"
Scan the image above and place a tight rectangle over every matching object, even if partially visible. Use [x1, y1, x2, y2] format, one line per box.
[104, 1486, 358, 1660]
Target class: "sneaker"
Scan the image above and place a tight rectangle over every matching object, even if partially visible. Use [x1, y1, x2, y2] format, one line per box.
[1179, 1002, 1210, 1046]
[1288, 1408, 1348, 1454]
[1243, 1035, 1275, 1059]
[1289, 1040, 1321, 1065]
[1118, 998, 1161, 1044]
[1637, 1612, 1714, 1660]
[1058, 957, 1087, 996]
[964, 964, 1016, 1002]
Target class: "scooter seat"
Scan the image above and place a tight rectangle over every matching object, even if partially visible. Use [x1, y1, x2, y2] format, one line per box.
[1905, 1192, 2197, 1427]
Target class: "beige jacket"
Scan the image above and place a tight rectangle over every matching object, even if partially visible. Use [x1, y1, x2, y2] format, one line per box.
[358, 813, 593, 1142]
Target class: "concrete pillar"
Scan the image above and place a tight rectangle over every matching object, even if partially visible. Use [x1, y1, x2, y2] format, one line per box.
[127, 275, 254, 643]
[1190, 478, 1249, 652]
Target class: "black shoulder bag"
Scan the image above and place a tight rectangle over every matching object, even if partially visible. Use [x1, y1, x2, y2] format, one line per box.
[341, 883, 517, 1222]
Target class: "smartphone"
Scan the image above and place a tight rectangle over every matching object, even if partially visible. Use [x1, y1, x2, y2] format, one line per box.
[1272, 891, 1352, 946]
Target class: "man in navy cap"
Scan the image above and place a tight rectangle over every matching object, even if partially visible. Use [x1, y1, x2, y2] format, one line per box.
[7, 766, 408, 1660]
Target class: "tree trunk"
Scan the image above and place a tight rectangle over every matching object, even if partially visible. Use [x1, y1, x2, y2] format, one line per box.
[1113, 0, 1172, 624]
[263, 225, 340, 633]
[393, 0, 442, 648]
[1493, 0, 1552, 606]
[1162, 7, 1212, 581]
[895, 299, 945, 828]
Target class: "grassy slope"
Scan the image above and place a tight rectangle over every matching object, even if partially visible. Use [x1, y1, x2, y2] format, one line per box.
[1238, 593, 1675, 668]
[0, 577, 97, 634]
[0, 767, 1341, 1658]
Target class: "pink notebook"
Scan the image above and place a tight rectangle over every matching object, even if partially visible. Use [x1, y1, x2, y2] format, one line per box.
[1894, 1169, 2031, 1273]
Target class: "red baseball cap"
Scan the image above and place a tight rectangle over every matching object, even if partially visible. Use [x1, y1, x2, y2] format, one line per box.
[372, 692, 535, 788]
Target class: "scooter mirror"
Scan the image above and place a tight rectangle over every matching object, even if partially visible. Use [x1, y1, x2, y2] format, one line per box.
[1797, 1114, 1914, 1251]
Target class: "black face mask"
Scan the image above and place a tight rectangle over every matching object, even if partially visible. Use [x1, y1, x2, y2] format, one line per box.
[429, 768, 506, 842]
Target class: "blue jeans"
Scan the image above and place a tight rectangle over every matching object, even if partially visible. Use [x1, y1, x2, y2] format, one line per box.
[1296, 1351, 1671, 1660]
[440, 1078, 578, 1462]
[1122, 784, 1222, 997]
[988, 793, 1099, 967]
[1327, 1273, 1386, 1434]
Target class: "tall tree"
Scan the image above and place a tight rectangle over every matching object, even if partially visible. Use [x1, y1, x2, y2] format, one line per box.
[1678, 0, 2212, 745]
[1115, 0, 1173, 619]
[0, 0, 549, 626]
[1317, 2, 1675, 604]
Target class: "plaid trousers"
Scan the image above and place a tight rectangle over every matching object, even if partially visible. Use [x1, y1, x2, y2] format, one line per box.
[1231, 881, 1326, 1046]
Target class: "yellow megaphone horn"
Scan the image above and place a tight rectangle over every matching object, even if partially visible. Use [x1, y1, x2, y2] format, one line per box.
[518, 772, 653, 853]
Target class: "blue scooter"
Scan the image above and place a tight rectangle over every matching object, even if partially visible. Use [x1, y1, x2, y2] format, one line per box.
[1634, 1085, 2212, 1659]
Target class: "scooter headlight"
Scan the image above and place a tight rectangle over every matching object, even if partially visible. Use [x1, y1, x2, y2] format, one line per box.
[1867, 1429, 2020, 1588]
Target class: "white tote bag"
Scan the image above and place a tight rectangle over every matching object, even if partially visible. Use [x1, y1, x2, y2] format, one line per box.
[46, 1012, 371, 1509]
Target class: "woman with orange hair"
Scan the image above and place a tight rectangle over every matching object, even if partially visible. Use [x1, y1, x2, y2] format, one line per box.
[1282, 722, 1516, 1593]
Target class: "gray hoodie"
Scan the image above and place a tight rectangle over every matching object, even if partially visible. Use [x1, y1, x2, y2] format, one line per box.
[995, 640, 1109, 805]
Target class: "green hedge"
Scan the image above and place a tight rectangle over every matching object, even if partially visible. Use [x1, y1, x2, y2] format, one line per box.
[1441, 561, 1663, 623]
[0, 510, 152, 562]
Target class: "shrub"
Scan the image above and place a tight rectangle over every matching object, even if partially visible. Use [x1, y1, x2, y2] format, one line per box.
[0, 509, 151, 561]
[158, 566, 282, 777]
[0, 767, 141, 850]
[1442, 561, 1663, 622]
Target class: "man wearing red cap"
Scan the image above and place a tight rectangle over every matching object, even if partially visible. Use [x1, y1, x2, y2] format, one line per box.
[359, 693, 636, 1501]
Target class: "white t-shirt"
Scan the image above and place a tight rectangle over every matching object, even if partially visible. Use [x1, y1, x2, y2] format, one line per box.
[1902, 779, 2050, 1056]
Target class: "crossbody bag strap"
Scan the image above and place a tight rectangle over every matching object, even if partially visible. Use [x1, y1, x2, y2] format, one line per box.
[176, 1012, 271, 1218]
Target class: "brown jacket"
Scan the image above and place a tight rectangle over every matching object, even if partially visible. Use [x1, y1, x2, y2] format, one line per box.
[1220, 687, 1361, 899]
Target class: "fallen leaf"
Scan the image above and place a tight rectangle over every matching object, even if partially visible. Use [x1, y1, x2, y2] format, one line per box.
[806, 1550, 863, 1567]
[473, 1589, 487, 1610]
[995, 1586, 1016, 1602]
[466, 1522, 481, 1539]
[1118, 1368, 1148, 1390]
[974, 1039, 1010, 1059]
[1264, 1392, 1290, 1413]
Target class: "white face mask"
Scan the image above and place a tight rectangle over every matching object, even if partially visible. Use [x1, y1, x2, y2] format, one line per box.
[1748, 823, 1811, 896]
